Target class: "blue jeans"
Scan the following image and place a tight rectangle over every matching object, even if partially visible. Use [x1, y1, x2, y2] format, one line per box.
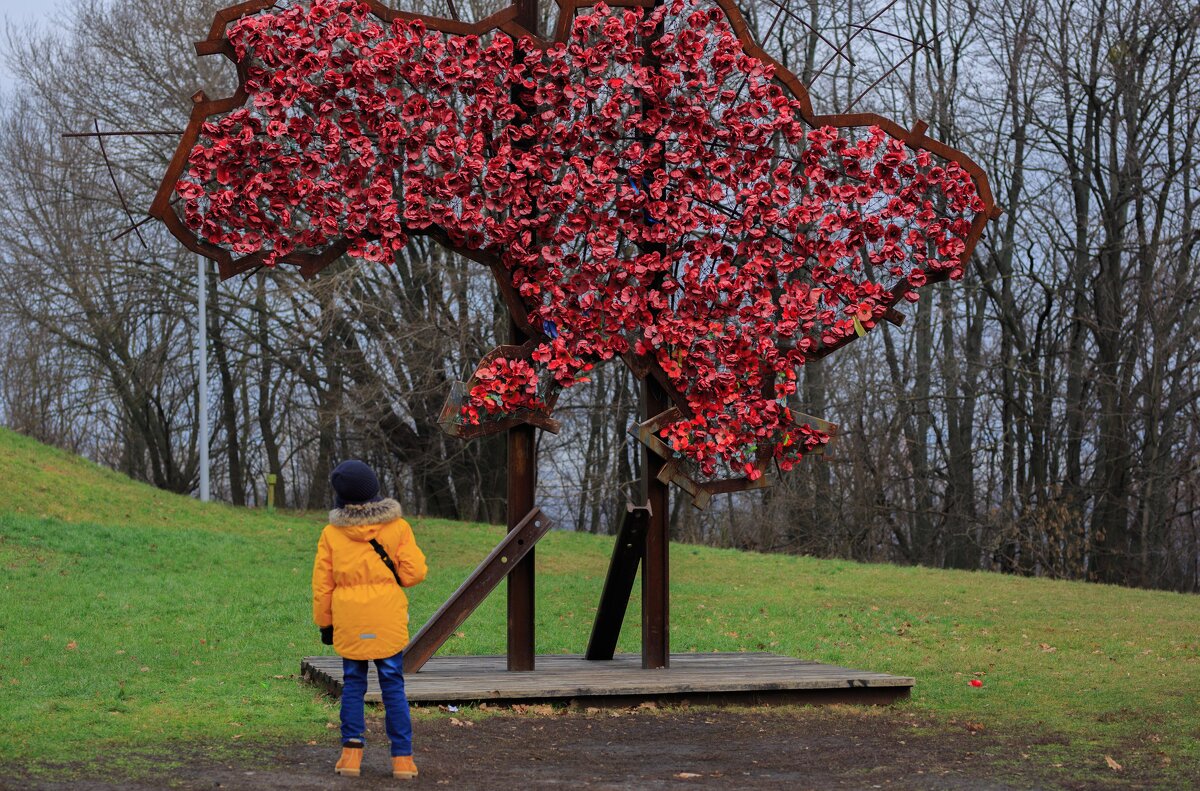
[340, 650, 412, 756]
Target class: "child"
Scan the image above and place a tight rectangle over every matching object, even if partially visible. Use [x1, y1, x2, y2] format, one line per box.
[313, 459, 427, 780]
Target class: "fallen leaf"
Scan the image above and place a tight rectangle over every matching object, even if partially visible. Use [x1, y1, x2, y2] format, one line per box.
[65, 641, 77, 650]
[1104, 755, 1122, 771]
[1038, 643, 1056, 653]
[674, 772, 701, 779]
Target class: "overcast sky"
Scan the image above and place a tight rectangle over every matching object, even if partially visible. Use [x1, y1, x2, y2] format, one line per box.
[0, 0, 68, 38]
[0, 0, 70, 88]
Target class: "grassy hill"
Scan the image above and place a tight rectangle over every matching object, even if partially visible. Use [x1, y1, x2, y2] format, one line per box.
[0, 426, 1197, 782]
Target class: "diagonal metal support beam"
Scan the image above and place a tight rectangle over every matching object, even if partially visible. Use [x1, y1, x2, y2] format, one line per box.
[404, 507, 554, 673]
[585, 503, 651, 660]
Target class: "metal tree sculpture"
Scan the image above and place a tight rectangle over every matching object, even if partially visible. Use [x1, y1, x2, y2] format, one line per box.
[153, 0, 998, 671]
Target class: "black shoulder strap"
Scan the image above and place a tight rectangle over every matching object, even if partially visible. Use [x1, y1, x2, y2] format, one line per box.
[368, 538, 403, 587]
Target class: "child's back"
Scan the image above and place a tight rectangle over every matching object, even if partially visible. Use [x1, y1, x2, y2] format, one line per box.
[313, 498, 427, 658]
[313, 460, 427, 779]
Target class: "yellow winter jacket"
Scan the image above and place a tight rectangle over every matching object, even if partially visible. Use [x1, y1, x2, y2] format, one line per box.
[312, 498, 427, 660]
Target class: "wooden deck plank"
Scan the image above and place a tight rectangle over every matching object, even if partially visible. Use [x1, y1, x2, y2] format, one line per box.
[300, 653, 914, 706]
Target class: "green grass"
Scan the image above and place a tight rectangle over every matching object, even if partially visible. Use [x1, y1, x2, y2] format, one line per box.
[0, 426, 1197, 781]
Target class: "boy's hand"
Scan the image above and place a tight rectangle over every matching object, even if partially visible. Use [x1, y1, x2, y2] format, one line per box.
[320, 625, 333, 645]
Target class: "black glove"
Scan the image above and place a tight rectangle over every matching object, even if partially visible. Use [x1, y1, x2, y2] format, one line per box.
[320, 625, 333, 645]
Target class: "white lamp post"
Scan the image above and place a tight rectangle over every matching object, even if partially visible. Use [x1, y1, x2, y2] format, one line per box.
[198, 254, 210, 502]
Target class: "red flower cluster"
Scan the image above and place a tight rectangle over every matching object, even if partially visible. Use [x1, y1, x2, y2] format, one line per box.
[462, 357, 548, 423]
[177, 0, 984, 478]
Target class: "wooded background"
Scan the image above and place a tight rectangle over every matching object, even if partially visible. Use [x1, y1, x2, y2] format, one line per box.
[1, 0, 1197, 591]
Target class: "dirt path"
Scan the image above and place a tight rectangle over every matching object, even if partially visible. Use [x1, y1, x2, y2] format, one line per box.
[4, 707, 1175, 790]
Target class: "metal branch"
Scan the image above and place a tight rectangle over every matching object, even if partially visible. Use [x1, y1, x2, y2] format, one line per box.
[93, 119, 148, 249]
[761, 0, 851, 68]
[849, 23, 930, 49]
[811, 0, 902, 82]
[62, 129, 183, 138]
[846, 46, 920, 113]
[112, 213, 156, 242]
[114, 195, 179, 242]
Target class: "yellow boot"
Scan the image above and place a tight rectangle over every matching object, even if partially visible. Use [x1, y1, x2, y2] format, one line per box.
[335, 742, 363, 777]
[392, 755, 418, 780]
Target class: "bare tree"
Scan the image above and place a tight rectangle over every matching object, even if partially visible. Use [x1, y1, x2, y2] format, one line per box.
[1, 0, 1197, 590]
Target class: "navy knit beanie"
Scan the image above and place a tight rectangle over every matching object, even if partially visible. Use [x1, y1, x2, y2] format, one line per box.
[330, 460, 382, 508]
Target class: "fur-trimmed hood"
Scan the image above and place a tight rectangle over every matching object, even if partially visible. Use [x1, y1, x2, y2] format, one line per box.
[328, 497, 404, 529]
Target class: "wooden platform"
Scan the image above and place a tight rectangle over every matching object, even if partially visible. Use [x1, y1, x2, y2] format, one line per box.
[300, 653, 914, 707]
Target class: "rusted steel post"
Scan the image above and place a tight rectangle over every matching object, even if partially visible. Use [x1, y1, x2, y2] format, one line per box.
[642, 377, 670, 668]
[507, 321, 537, 671]
[505, 0, 541, 674]
[638, 0, 670, 670]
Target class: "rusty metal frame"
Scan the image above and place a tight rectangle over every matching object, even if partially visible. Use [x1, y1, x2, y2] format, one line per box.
[437, 340, 564, 438]
[629, 405, 838, 509]
[629, 407, 767, 510]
